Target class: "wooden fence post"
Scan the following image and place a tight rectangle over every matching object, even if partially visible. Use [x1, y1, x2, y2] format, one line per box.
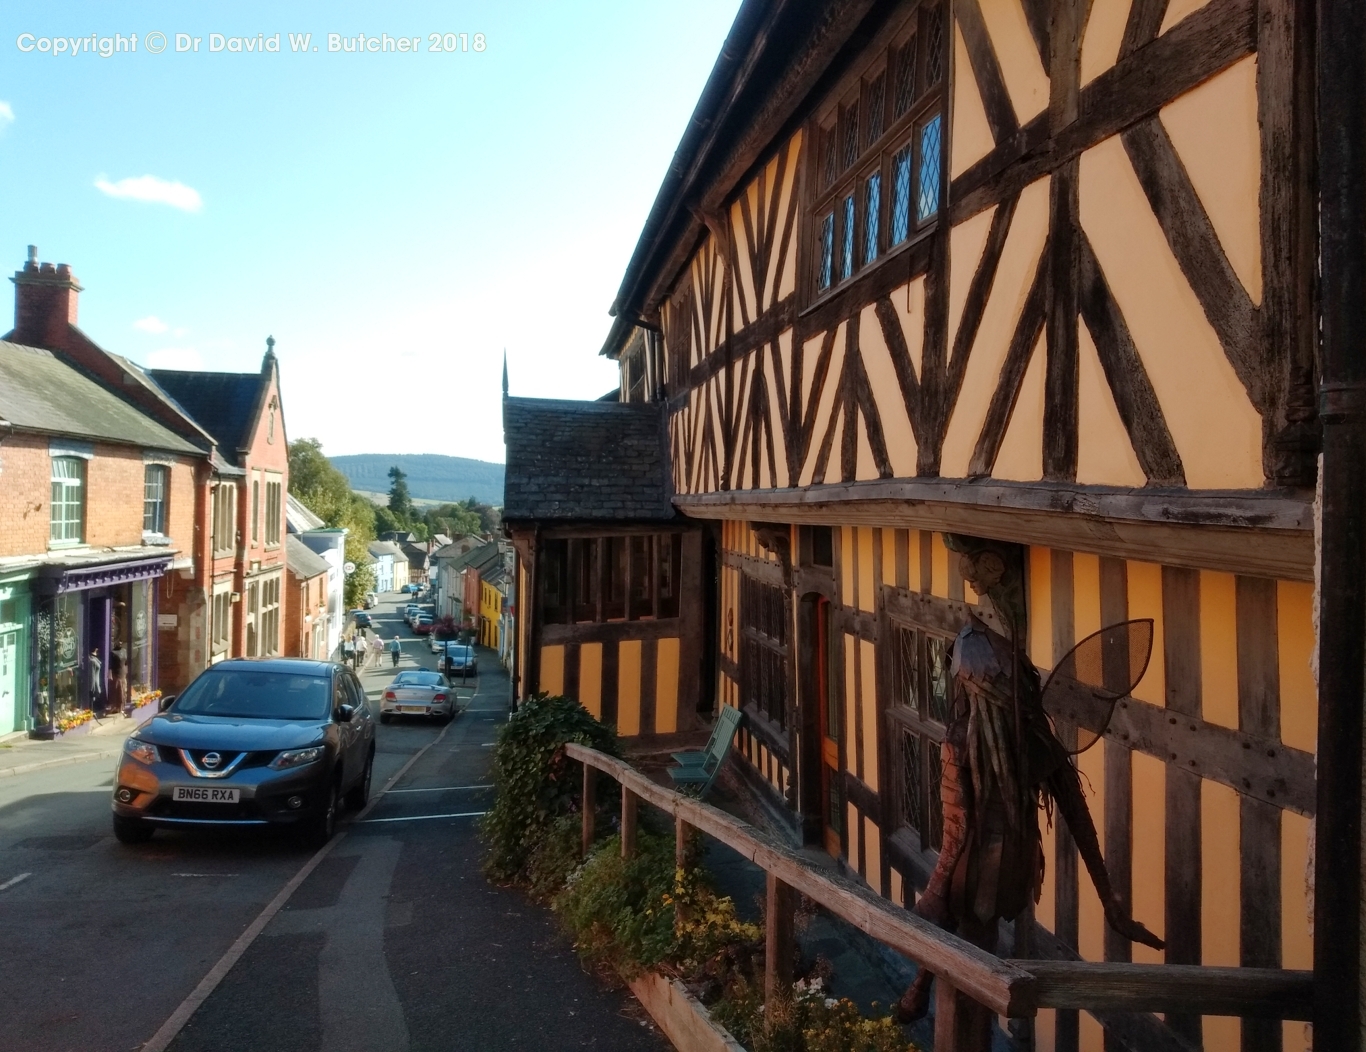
[934, 976, 993, 1052]
[581, 763, 596, 858]
[675, 814, 692, 931]
[765, 872, 795, 1005]
[621, 787, 637, 858]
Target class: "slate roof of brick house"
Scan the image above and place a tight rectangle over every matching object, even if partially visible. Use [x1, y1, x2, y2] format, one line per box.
[502, 396, 674, 522]
[438, 539, 502, 574]
[146, 367, 267, 455]
[0, 340, 200, 454]
[286, 534, 331, 580]
[367, 540, 406, 560]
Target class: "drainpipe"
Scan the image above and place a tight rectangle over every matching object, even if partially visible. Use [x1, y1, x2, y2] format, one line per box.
[1313, 0, 1366, 1046]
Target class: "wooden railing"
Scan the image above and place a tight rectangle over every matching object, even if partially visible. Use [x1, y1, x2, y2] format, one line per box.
[565, 743, 1313, 1052]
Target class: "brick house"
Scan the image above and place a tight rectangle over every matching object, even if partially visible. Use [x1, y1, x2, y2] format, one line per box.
[285, 534, 330, 659]
[146, 349, 290, 666]
[0, 339, 203, 735]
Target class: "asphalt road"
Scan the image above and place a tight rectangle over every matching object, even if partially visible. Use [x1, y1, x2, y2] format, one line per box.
[0, 593, 666, 1052]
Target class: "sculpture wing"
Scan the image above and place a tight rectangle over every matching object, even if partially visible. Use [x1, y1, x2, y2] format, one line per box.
[1040, 619, 1155, 754]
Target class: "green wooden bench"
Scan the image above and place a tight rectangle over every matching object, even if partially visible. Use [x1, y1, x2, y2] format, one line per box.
[669, 704, 744, 797]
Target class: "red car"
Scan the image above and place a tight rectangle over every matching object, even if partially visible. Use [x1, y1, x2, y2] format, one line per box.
[413, 614, 435, 635]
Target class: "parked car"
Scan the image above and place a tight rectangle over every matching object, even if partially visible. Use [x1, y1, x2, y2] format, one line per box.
[403, 604, 421, 624]
[351, 610, 372, 630]
[110, 658, 376, 846]
[402, 583, 421, 594]
[438, 643, 478, 676]
[380, 669, 456, 723]
[363, 592, 378, 609]
[413, 614, 435, 635]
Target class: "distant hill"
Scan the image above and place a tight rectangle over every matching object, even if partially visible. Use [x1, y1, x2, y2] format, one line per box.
[331, 454, 504, 506]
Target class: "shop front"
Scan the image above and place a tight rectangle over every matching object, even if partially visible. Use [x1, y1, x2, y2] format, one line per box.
[0, 572, 33, 735]
[29, 556, 171, 739]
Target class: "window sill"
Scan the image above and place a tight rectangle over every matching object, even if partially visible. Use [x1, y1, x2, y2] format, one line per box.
[48, 539, 86, 551]
[142, 532, 172, 547]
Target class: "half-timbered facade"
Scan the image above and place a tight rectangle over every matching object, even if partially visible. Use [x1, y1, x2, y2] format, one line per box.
[504, 396, 707, 742]
[592, 0, 1320, 1048]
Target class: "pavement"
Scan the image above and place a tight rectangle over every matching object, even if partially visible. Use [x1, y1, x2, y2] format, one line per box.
[0, 707, 147, 779]
[0, 592, 667, 1052]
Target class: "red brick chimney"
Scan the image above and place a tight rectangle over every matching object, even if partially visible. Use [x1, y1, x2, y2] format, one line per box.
[10, 245, 82, 347]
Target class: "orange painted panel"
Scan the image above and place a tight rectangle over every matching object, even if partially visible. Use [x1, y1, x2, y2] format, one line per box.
[617, 639, 642, 736]
[540, 645, 565, 697]
[863, 816, 883, 895]
[1126, 561, 1166, 707]
[1199, 571, 1239, 730]
[656, 637, 680, 733]
[860, 639, 879, 790]
[578, 642, 603, 719]
[951, 24, 995, 178]
[858, 528, 876, 613]
[1277, 581, 1316, 753]
[1131, 750, 1166, 963]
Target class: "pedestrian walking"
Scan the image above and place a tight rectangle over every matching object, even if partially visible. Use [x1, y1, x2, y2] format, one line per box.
[389, 635, 402, 667]
[342, 634, 355, 667]
[355, 632, 369, 669]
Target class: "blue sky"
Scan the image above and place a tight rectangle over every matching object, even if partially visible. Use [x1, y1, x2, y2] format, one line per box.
[0, 1, 741, 463]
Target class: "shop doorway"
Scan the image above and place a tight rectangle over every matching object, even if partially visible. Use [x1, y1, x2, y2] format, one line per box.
[0, 631, 16, 732]
[86, 596, 111, 715]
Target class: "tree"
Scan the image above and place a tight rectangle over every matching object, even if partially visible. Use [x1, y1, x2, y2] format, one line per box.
[289, 438, 377, 609]
[388, 466, 413, 522]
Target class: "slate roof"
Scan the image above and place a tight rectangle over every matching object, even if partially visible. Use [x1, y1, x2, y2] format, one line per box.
[286, 534, 331, 580]
[503, 397, 674, 522]
[147, 367, 266, 454]
[444, 539, 502, 575]
[0, 340, 200, 453]
[367, 540, 405, 560]
[286, 493, 326, 533]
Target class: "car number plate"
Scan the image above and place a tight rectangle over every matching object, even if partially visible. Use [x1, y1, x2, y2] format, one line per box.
[173, 786, 240, 803]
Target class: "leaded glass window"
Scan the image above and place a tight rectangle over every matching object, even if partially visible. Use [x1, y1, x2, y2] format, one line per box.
[50, 457, 85, 544]
[865, 74, 886, 147]
[926, 5, 945, 86]
[888, 619, 953, 852]
[890, 146, 912, 245]
[917, 115, 942, 223]
[840, 194, 856, 281]
[817, 212, 834, 290]
[863, 172, 881, 264]
[893, 37, 918, 117]
[739, 574, 791, 730]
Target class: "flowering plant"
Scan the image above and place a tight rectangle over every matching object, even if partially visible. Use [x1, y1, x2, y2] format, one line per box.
[55, 709, 95, 733]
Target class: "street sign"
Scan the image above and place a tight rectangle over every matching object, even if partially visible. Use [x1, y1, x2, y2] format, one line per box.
[343, 561, 356, 575]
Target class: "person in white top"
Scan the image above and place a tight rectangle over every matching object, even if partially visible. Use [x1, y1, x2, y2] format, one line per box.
[355, 632, 369, 668]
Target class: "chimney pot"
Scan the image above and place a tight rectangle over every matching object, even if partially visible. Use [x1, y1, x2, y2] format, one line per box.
[39, 262, 55, 276]
[26, 245, 37, 267]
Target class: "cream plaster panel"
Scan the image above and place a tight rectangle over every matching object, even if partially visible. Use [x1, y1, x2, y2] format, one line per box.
[767, 133, 802, 307]
[856, 411, 878, 480]
[1160, 54, 1263, 304]
[1080, 0, 1132, 86]
[948, 204, 999, 351]
[801, 332, 825, 413]
[771, 329, 794, 484]
[991, 331, 1045, 480]
[858, 302, 920, 477]
[978, 0, 1050, 124]
[800, 322, 848, 486]
[1080, 135, 1264, 489]
[941, 176, 1051, 477]
[952, 24, 996, 178]
[888, 278, 927, 381]
[1160, 0, 1214, 34]
[1077, 319, 1148, 486]
[731, 193, 758, 324]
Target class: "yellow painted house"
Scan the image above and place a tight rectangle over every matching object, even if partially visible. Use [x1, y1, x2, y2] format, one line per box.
[503, 0, 1359, 1046]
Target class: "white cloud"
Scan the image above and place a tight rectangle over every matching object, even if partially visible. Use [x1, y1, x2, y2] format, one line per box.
[95, 174, 202, 212]
[144, 346, 205, 370]
[133, 315, 169, 334]
[0, 102, 13, 130]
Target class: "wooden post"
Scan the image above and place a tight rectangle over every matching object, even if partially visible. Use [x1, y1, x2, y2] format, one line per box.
[933, 977, 993, 1052]
[765, 872, 795, 1005]
[621, 787, 637, 858]
[675, 813, 691, 872]
[581, 763, 596, 858]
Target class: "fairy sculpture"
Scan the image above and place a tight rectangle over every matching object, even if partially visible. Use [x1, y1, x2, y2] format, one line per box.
[897, 537, 1163, 1022]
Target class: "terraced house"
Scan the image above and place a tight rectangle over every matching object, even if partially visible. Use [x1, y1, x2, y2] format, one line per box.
[503, 0, 1354, 1047]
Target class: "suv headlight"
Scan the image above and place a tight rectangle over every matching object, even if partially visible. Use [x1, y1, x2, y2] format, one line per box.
[270, 745, 326, 770]
[125, 737, 159, 766]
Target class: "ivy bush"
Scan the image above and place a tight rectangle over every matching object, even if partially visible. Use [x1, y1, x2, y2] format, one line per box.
[480, 693, 619, 885]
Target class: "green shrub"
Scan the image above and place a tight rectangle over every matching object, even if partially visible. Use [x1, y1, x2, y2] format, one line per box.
[480, 693, 619, 884]
[712, 977, 915, 1052]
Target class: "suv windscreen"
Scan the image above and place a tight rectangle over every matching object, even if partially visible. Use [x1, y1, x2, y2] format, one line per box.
[173, 669, 332, 721]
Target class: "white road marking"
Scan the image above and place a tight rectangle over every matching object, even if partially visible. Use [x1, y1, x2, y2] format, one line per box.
[171, 872, 239, 878]
[385, 784, 492, 793]
[359, 811, 487, 823]
[0, 872, 31, 892]
[141, 715, 458, 1052]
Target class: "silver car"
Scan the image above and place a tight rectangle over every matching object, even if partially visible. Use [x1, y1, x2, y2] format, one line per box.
[380, 669, 456, 724]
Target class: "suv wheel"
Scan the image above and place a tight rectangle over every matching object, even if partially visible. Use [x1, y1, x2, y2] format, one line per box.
[345, 748, 374, 810]
[113, 814, 154, 844]
[305, 778, 340, 847]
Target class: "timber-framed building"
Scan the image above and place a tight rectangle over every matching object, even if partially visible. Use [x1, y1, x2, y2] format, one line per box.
[505, 0, 1337, 1048]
